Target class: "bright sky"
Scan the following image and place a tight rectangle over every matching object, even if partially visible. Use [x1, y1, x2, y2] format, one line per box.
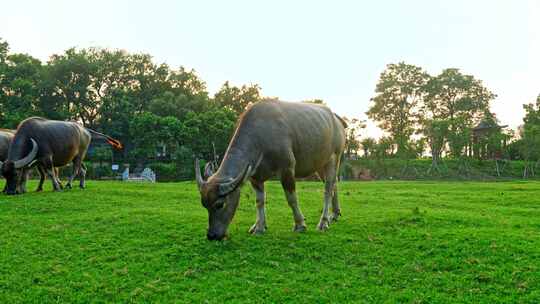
[1, 0, 539, 137]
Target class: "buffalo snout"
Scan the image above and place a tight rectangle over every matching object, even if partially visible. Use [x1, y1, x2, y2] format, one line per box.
[207, 231, 226, 241]
[5, 189, 18, 195]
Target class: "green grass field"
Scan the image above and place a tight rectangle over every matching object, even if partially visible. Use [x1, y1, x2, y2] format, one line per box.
[1, 180, 539, 303]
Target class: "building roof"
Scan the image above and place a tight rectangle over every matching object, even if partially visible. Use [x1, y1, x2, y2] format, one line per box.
[473, 121, 508, 131]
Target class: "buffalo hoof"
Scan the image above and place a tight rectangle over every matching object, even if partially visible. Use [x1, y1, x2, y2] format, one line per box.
[293, 223, 307, 233]
[79, 185, 85, 189]
[329, 211, 341, 223]
[35, 188, 43, 192]
[249, 223, 266, 235]
[317, 219, 330, 231]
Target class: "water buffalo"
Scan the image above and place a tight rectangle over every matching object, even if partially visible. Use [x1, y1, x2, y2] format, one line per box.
[195, 100, 347, 240]
[0, 129, 15, 193]
[0, 128, 61, 193]
[0, 129, 15, 162]
[0, 117, 122, 195]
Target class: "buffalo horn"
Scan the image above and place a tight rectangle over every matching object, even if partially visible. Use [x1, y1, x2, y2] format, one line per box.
[14, 138, 38, 169]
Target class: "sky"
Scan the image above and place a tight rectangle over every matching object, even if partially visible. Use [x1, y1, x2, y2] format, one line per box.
[1, 0, 539, 137]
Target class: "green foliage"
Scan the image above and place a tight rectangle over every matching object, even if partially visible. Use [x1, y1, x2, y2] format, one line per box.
[423, 68, 496, 158]
[421, 119, 449, 164]
[147, 162, 179, 182]
[345, 158, 530, 180]
[1, 180, 539, 302]
[367, 62, 429, 157]
[0, 38, 253, 166]
[214, 81, 261, 115]
[129, 113, 182, 160]
[368, 63, 498, 162]
[0, 51, 44, 128]
[342, 117, 366, 157]
[90, 146, 113, 164]
[0, 37, 517, 172]
[521, 95, 540, 161]
[360, 137, 377, 158]
[373, 136, 395, 159]
[173, 146, 196, 180]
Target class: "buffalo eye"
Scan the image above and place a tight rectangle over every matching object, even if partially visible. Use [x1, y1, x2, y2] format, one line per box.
[214, 199, 225, 210]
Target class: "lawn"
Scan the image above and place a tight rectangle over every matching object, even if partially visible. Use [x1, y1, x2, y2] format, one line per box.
[0, 180, 539, 303]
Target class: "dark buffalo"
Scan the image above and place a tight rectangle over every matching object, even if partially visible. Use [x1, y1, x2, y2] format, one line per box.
[0, 129, 15, 162]
[196, 100, 347, 240]
[0, 117, 122, 195]
[0, 128, 60, 193]
[0, 129, 15, 193]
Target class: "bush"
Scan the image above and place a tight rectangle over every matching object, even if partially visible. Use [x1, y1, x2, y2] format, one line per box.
[148, 162, 178, 182]
[344, 158, 532, 180]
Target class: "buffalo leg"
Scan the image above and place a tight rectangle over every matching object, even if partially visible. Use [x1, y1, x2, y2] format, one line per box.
[55, 168, 63, 189]
[66, 157, 81, 189]
[330, 155, 342, 223]
[281, 169, 307, 232]
[317, 168, 341, 223]
[249, 180, 267, 234]
[54, 168, 63, 189]
[79, 162, 87, 189]
[318, 154, 338, 231]
[329, 184, 341, 223]
[36, 165, 46, 192]
[43, 157, 62, 191]
[18, 168, 31, 194]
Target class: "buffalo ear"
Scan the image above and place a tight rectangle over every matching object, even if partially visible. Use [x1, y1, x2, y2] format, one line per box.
[217, 165, 251, 196]
[195, 159, 205, 190]
[204, 162, 216, 179]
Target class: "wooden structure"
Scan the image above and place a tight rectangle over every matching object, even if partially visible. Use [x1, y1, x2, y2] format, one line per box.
[472, 121, 508, 160]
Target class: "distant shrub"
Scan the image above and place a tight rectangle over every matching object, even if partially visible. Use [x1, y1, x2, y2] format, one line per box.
[344, 158, 533, 180]
[148, 162, 178, 182]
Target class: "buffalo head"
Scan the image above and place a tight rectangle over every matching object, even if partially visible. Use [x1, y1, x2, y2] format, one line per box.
[1, 138, 38, 195]
[195, 159, 251, 241]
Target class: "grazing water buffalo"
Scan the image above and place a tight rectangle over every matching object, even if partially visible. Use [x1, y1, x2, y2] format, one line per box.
[0, 128, 59, 193]
[195, 100, 347, 240]
[0, 117, 122, 195]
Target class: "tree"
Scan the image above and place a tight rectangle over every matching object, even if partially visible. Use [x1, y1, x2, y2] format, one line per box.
[0, 52, 43, 128]
[421, 119, 450, 171]
[342, 117, 366, 158]
[373, 136, 395, 159]
[181, 108, 238, 160]
[367, 62, 429, 157]
[360, 137, 377, 158]
[423, 68, 496, 158]
[129, 112, 183, 161]
[520, 95, 540, 177]
[90, 146, 113, 166]
[214, 81, 261, 114]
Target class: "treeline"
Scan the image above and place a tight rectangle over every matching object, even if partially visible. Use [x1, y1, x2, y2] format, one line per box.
[2, 38, 540, 179]
[360, 62, 540, 176]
